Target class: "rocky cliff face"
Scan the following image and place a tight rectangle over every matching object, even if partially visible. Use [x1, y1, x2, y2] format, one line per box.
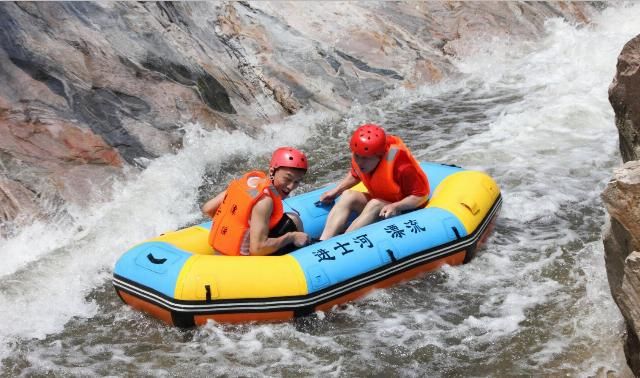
[603, 33, 640, 375]
[0, 1, 595, 232]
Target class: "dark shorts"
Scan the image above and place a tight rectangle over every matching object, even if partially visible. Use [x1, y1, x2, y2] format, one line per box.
[268, 213, 298, 237]
[269, 213, 299, 256]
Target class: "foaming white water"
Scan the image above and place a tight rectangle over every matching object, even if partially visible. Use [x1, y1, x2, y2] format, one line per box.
[270, 3, 640, 376]
[2, 3, 640, 376]
[0, 110, 331, 361]
[363, 4, 638, 375]
[530, 241, 628, 374]
[188, 322, 346, 376]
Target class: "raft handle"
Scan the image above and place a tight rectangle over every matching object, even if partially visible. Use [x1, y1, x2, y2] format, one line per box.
[451, 226, 461, 240]
[314, 200, 334, 207]
[386, 249, 397, 263]
[460, 199, 480, 215]
[146, 253, 167, 265]
[205, 285, 212, 302]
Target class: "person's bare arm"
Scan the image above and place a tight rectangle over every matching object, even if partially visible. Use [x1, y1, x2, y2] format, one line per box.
[202, 190, 226, 218]
[249, 196, 309, 256]
[379, 194, 428, 218]
[319, 173, 360, 203]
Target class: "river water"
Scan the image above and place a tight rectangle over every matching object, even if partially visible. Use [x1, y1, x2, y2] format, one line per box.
[2, 4, 640, 377]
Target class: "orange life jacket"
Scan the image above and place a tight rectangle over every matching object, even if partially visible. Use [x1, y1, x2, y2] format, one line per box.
[351, 135, 427, 203]
[209, 171, 284, 256]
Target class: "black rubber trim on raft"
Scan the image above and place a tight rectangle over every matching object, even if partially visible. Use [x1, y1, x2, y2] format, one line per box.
[113, 194, 502, 321]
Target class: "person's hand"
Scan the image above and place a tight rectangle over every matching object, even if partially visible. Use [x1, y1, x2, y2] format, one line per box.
[379, 203, 401, 219]
[291, 232, 311, 247]
[319, 189, 338, 204]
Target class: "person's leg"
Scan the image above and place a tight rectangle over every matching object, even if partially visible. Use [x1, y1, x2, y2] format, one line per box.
[286, 212, 304, 232]
[268, 213, 301, 255]
[319, 190, 369, 240]
[268, 213, 299, 237]
[345, 198, 388, 233]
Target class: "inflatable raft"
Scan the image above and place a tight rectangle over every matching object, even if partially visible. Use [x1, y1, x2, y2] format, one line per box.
[113, 162, 501, 327]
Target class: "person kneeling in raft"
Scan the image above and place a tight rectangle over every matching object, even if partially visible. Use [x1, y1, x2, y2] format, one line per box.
[202, 147, 311, 256]
[319, 124, 430, 240]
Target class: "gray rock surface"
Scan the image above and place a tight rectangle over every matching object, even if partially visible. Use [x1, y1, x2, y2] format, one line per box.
[603, 161, 640, 300]
[610, 35, 640, 163]
[0, 1, 596, 229]
[620, 252, 640, 373]
[605, 33, 640, 376]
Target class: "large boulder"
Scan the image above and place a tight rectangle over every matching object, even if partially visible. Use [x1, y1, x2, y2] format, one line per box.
[619, 252, 640, 373]
[603, 161, 640, 375]
[605, 33, 640, 375]
[602, 161, 640, 301]
[609, 35, 640, 163]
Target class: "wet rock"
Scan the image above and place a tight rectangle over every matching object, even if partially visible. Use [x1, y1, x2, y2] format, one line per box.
[0, 177, 38, 231]
[0, 1, 597, 226]
[602, 161, 640, 255]
[141, 53, 235, 114]
[602, 163, 640, 373]
[620, 252, 640, 374]
[609, 34, 640, 163]
[604, 33, 640, 374]
[603, 217, 639, 307]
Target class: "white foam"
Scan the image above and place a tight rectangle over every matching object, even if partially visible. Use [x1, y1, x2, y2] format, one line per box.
[2, 3, 640, 375]
[0, 112, 327, 361]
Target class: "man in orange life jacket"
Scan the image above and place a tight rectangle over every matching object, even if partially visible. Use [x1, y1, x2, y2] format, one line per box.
[318, 124, 429, 240]
[202, 147, 311, 256]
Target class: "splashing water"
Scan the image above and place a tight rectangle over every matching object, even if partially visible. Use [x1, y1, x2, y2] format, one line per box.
[2, 3, 640, 376]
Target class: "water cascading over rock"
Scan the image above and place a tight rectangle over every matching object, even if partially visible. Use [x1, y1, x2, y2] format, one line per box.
[0, 1, 594, 231]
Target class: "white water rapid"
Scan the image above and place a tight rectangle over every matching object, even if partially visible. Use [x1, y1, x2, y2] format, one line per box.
[1, 3, 639, 376]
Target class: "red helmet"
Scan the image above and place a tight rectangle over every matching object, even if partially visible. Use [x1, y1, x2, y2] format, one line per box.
[350, 124, 387, 157]
[270, 147, 308, 171]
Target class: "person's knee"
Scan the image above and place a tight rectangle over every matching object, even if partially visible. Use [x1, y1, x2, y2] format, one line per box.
[356, 198, 388, 221]
[340, 190, 369, 210]
[364, 198, 387, 212]
[286, 212, 304, 231]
